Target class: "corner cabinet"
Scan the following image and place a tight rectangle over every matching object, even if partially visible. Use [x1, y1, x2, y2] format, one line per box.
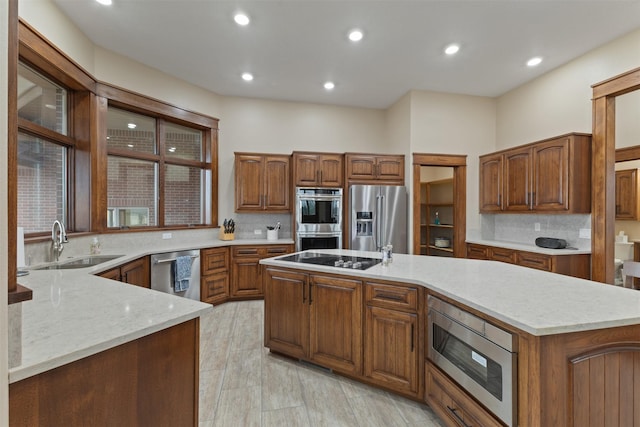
[201, 247, 229, 304]
[615, 169, 640, 220]
[98, 256, 150, 288]
[479, 133, 591, 213]
[345, 153, 404, 185]
[231, 245, 293, 299]
[264, 268, 363, 374]
[234, 153, 291, 212]
[292, 152, 344, 187]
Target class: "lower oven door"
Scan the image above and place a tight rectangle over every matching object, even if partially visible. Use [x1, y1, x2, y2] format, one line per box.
[296, 233, 342, 252]
[428, 309, 517, 426]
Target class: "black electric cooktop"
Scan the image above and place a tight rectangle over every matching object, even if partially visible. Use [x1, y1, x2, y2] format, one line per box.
[278, 253, 382, 270]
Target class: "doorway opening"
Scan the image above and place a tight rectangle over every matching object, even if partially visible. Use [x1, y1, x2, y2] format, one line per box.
[412, 154, 467, 257]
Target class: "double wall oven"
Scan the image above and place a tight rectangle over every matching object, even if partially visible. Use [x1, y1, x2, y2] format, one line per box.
[428, 296, 517, 426]
[295, 187, 342, 251]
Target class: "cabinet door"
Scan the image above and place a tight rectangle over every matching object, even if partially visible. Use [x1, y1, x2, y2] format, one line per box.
[294, 153, 320, 186]
[466, 244, 489, 260]
[364, 306, 418, 394]
[504, 147, 532, 211]
[231, 257, 262, 297]
[99, 267, 121, 281]
[309, 275, 362, 374]
[201, 272, 229, 304]
[616, 169, 638, 220]
[318, 154, 344, 187]
[264, 268, 309, 359]
[376, 155, 404, 182]
[346, 154, 377, 181]
[120, 257, 150, 288]
[201, 247, 229, 275]
[479, 154, 504, 212]
[264, 155, 291, 211]
[489, 247, 516, 264]
[235, 154, 265, 211]
[516, 251, 552, 272]
[533, 138, 569, 211]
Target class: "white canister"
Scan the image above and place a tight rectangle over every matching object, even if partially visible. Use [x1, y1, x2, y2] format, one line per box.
[267, 229, 278, 241]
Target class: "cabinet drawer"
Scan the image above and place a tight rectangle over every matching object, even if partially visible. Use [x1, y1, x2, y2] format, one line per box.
[466, 244, 488, 260]
[365, 282, 418, 312]
[489, 247, 516, 264]
[516, 251, 552, 271]
[202, 247, 229, 274]
[426, 362, 502, 427]
[232, 245, 292, 259]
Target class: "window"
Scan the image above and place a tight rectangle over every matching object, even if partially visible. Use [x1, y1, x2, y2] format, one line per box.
[16, 62, 71, 234]
[106, 106, 210, 228]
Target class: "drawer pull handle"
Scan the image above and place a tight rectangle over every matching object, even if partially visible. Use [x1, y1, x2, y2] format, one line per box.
[377, 293, 404, 302]
[446, 406, 472, 427]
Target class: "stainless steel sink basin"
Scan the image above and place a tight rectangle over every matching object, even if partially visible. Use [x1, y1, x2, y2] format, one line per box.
[34, 255, 125, 270]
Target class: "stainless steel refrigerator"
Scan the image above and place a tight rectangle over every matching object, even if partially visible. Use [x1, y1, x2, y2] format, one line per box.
[349, 185, 407, 253]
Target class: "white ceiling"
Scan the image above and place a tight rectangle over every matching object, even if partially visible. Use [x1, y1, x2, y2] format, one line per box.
[52, 0, 640, 109]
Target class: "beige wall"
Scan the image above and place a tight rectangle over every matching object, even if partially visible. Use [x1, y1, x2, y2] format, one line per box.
[496, 28, 640, 149]
[1, 0, 9, 423]
[409, 90, 497, 233]
[218, 96, 387, 218]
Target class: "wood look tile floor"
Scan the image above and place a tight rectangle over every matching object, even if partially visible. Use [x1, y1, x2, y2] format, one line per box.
[198, 300, 446, 427]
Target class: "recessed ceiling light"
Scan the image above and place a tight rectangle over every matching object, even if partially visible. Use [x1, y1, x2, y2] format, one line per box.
[324, 82, 335, 90]
[444, 44, 460, 55]
[527, 56, 543, 67]
[348, 30, 363, 42]
[95, 0, 112, 5]
[234, 13, 250, 26]
[127, 123, 136, 129]
[242, 72, 254, 81]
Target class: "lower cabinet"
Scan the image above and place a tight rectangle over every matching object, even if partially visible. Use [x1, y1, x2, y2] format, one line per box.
[425, 361, 502, 427]
[201, 247, 229, 304]
[231, 245, 293, 298]
[99, 256, 150, 288]
[364, 281, 420, 396]
[466, 243, 590, 279]
[264, 268, 363, 375]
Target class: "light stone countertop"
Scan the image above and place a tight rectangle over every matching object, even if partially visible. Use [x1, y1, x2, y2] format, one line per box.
[10, 237, 295, 384]
[261, 249, 640, 337]
[466, 238, 591, 255]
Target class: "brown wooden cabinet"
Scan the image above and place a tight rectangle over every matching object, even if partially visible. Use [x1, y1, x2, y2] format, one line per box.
[364, 281, 420, 396]
[293, 152, 344, 187]
[466, 243, 590, 279]
[479, 133, 591, 213]
[235, 153, 291, 212]
[98, 256, 150, 288]
[615, 169, 640, 220]
[201, 247, 229, 304]
[264, 268, 363, 375]
[231, 245, 293, 299]
[345, 153, 404, 184]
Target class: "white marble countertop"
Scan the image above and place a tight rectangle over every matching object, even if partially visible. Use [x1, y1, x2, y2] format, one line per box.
[466, 238, 591, 255]
[10, 237, 294, 384]
[261, 249, 640, 336]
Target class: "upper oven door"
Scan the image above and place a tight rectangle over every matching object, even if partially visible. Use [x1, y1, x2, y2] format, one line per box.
[296, 188, 343, 232]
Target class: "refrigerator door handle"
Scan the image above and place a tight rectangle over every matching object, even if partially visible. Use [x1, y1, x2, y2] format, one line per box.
[379, 194, 385, 250]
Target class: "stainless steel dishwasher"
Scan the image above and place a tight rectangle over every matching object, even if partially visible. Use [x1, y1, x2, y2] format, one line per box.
[150, 249, 201, 301]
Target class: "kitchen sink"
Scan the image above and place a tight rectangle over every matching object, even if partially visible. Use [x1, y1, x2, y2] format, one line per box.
[34, 255, 125, 270]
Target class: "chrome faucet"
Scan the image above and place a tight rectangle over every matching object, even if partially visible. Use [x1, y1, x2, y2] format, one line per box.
[51, 220, 68, 262]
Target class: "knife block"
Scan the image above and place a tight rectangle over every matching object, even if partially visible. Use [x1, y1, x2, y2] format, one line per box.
[219, 229, 235, 241]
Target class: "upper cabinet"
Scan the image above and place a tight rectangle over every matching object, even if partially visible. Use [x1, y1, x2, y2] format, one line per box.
[615, 169, 640, 220]
[345, 154, 405, 184]
[479, 133, 591, 213]
[235, 153, 291, 212]
[293, 152, 344, 187]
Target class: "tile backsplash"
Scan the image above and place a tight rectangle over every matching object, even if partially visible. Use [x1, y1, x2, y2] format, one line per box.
[481, 214, 591, 250]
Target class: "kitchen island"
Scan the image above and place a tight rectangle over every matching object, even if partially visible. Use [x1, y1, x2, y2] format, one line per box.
[261, 249, 640, 427]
